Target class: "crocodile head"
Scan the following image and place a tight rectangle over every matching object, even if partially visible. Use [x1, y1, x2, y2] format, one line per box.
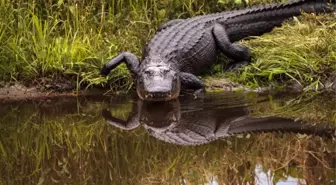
[136, 57, 181, 102]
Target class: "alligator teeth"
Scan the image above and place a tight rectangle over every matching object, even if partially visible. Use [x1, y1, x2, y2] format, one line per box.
[172, 114, 177, 121]
[145, 94, 153, 99]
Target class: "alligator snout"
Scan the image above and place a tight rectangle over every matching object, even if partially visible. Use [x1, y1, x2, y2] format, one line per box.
[137, 78, 180, 102]
[140, 84, 177, 101]
[136, 66, 181, 101]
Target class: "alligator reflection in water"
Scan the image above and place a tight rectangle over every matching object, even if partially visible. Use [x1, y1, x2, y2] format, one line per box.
[0, 92, 335, 184]
[102, 95, 335, 146]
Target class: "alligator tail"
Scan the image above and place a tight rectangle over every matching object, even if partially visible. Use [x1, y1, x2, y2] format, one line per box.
[226, 0, 336, 41]
[227, 117, 335, 138]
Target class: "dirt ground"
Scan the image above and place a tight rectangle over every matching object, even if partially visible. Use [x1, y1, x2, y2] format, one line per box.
[0, 82, 80, 102]
[0, 75, 335, 102]
[0, 77, 91, 102]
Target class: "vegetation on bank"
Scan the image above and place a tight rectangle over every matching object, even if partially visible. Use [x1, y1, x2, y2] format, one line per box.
[0, 0, 335, 92]
[220, 13, 336, 90]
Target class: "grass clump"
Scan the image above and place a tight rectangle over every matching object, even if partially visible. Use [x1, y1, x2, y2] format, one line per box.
[0, 0, 334, 92]
[0, 0, 285, 91]
[0, 0, 137, 91]
[1, 0, 258, 91]
[223, 13, 336, 90]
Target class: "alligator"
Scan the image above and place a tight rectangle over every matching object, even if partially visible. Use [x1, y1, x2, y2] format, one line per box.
[101, 0, 336, 101]
[102, 94, 335, 146]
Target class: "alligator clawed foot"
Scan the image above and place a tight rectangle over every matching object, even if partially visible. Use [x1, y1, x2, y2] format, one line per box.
[231, 43, 251, 61]
[100, 64, 111, 76]
[193, 88, 205, 99]
[101, 109, 112, 118]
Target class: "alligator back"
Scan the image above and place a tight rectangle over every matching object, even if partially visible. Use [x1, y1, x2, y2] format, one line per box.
[224, 0, 336, 41]
[143, 0, 335, 74]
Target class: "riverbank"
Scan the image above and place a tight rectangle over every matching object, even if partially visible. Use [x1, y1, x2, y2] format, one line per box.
[1, 74, 335, 102]
[1, 1, 335, 98]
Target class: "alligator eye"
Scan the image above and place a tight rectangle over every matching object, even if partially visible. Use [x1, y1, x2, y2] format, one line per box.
[145, 71, 153, 76]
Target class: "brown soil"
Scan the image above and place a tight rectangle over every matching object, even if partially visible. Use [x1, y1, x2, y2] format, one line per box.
[0, 77, 98, 102]
[0, 82, 81, 102]
[0, 78, 271, 103]
[1, 75, 335, 102]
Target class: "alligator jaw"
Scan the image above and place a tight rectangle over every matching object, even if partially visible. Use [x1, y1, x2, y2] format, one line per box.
[138, 87, 179, 102]
[142, 92, 176, 102]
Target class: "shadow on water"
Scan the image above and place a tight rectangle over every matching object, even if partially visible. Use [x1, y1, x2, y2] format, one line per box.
[0, 92, 335, 184]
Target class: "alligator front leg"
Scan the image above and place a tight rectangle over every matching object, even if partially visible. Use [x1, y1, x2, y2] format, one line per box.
[157, 19, 184, 32]
[101, 52, 140, 76]
[180, 72, 205, 95]
[102, 109, 140, 130]
[212, 24, 251, 71]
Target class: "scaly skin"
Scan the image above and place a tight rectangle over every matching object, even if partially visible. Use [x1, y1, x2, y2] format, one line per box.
[102, 97, 335, 146]
[101, 0, 336, 101]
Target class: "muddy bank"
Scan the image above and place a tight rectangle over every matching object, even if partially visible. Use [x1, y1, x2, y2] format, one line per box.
[1, 75, 335, 102]
[204, 75, 336, 93]
[0, 83, 81, 102]
[0, 78, 98, 102]
[0, 78, 243, 102]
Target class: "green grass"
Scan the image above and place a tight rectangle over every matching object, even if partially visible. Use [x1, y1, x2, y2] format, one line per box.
[0, 0, 240, 91]
[221, 13, 336, 90]
[0, 0, 334, 92]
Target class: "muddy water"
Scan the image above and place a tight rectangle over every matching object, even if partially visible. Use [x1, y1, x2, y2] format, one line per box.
[0, 92, 335, 185]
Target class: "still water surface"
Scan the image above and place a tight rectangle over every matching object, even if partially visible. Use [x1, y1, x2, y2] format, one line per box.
[0, 92, 335, 184]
